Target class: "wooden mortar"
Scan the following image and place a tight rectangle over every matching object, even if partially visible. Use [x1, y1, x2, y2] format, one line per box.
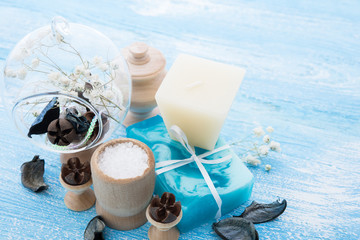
[91, 138, 155, 230]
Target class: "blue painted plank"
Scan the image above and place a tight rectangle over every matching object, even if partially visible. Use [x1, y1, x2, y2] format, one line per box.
[0, 0, 359, 239]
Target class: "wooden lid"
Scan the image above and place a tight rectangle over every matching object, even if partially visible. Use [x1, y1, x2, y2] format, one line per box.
[123, 42, 166, 79]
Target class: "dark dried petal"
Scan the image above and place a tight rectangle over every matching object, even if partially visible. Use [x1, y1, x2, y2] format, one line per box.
[47, 118, 77, 146]
[235, 199, 287, 224]
[84, 216, 105, 240]
[61, 157, 91, 185]
[213, 218, 259, 240]
[163, 212, 178, 223]
[28, 97, 59, 138]
[156, 207, 168, 222]
[168, 201, 181, 216]
[67, 157, 82, 169]
[20, 155, 48, 192]
[66, 108, 90, 134]
[150, 196, 161, 207]
[160, 192, 175, 206]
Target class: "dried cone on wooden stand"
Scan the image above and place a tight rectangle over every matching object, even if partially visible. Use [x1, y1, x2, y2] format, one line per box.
[146, 192, 182, 240]
[59, 157, 95, 211]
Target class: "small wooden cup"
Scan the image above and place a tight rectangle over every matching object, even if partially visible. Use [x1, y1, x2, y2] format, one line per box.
[91, 138, 155, 230]
[146, 205, 183, 240]
[59, 175, 95, 211]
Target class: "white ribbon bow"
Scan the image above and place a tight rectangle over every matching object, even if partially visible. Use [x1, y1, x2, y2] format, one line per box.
[155, 125, 233, 219]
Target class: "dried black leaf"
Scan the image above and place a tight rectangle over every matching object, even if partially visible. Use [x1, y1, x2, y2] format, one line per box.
[213, 218, 259, 240]
[235, 199, 287, 224]
[84, 216, 106, 240]
[20, 155, 48, 192]
[27, 97, 59, 138]
[65, 108, 90, 134]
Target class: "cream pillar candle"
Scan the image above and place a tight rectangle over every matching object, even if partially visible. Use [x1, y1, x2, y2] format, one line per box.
[155, 54, 245, 150]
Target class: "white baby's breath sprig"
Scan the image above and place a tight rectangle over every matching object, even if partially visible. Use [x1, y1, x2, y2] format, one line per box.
[235, 125, 282, 171]
[98, 63, 108, 72]
[31, 58, 40, 68]
[245, 155, 261, 166]
[4, 68, 17, 78]
[258, 145, 269, 156]
[266, 126, 274, 133]
[93, 56, 103, 66]
[269, 141, 281, 152]
[263, 135, 270, 143]
[47, 72, 61, 83]
[265, 164, 272, 171]
[13, 34, 125, 125]
[253, 127, 265, 137]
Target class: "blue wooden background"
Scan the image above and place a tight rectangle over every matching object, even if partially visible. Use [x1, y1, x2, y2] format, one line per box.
[0, 0, 359, 239]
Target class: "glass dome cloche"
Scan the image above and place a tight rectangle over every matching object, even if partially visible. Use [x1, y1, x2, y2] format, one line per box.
[1, 16, 131, 153]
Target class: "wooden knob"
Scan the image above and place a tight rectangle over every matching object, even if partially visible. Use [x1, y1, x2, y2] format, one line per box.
[129, 42, 150, 65]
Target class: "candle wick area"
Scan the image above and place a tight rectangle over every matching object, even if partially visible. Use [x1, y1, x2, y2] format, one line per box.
[185, 81, 203, 89]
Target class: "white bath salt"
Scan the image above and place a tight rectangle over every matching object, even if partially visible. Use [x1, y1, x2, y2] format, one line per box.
[98, 142, 149, 179]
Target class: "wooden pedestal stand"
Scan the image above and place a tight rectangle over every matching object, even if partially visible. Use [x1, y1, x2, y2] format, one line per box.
[146, 205, 182, 240]
[59, 176, 95, 211]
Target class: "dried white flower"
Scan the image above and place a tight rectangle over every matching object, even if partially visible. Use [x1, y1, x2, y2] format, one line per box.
[17, 68, 28, 80]
[266, 126, 274, 133]
[90, 74, 99, 81]
[263, 135, 270, 143]
[48, 72, 61, 81]
[269, 141, 281, 152]
[74, 82, 84, 91]
[98, 63, 108, 72]
[253, 127, 265, 137]
[59, 76, 70, 86]
[31, 58, 40, 68]
[259, 145, 269, 155]
[93, 56, 103, 66]
[265, 164, 272, 171]
[74, 65, 85, 76]
[69, 73, 78, 81]
[84, 70, 92, 79]
[4, 68, 17, 78]
[245, 155, 261, 166]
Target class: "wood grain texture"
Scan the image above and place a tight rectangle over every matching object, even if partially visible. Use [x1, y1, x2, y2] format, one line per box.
[0, 0, 359, 239]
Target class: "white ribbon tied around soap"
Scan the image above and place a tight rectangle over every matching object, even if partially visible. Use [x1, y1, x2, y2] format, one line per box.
[155, 125, 233, 219]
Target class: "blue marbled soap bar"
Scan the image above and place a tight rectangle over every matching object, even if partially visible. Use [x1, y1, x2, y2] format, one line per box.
[126, 115, 254, 232]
